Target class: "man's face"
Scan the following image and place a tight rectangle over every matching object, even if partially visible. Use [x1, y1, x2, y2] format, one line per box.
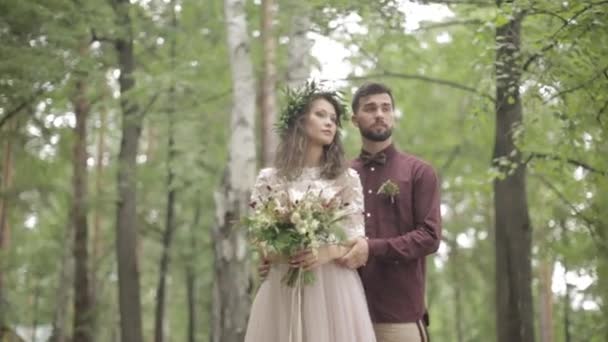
[352, 93, 394, 142]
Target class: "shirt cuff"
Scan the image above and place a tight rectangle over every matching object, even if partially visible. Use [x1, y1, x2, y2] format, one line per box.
[368, 238, 389, 258]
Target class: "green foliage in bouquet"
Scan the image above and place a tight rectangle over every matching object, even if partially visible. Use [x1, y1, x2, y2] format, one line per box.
[244, 186, 352, 286]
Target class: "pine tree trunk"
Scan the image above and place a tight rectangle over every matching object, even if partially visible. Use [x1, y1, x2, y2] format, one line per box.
[186, 197, 201, 342]
[493, 4, 535, 342]
[596, 256, 608, 338]
[211, 1, 256, 341]
[185, 256, 196, 342]
[286, 1, 312, 87]
[154, 4, 178, 341]
[0, 119, 16, 338]
[31, 280, 42, 342]
[451, 246, 464, 342]
[563, 265, 571, 342]
[112, 1, 144, 341]
[50, 217, 73, 342]
[539, 259, 554, 342]
[71, 67, 94, 342]
[260, 0, 278, 166]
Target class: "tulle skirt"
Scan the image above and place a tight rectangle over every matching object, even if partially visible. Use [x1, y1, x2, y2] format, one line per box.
[244, 262, 376, 342]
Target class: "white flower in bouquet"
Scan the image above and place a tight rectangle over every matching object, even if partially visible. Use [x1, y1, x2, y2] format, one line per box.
[244, 186, 352, 286]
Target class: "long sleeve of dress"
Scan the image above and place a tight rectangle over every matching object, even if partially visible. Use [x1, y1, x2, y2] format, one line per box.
[250, 168, 276, 204]
[339, 168, 365, 240]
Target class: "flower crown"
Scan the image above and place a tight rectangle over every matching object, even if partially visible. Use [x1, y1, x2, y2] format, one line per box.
[275, 81, 348, 135]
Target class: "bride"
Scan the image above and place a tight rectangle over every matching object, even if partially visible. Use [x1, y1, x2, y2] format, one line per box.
[244, 83, 376, 342]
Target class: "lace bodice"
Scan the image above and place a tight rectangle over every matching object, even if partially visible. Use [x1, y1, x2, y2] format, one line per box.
[251, 167, 365, 240]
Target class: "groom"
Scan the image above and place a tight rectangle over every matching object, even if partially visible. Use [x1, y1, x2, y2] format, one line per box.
[337, 82, 442, 342]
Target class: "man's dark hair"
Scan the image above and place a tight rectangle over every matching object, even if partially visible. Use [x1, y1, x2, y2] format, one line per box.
[351, 82, 395, 114]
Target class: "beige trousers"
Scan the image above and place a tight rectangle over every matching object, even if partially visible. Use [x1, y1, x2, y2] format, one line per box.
[373, 322, 429, 342]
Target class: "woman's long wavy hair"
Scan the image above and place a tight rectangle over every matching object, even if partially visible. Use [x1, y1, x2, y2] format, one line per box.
[275, 93, 347, 180]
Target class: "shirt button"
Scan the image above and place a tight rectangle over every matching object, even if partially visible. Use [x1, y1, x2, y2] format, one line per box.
[366, 213, 371, 218]
[370, 167, 375, 171]
[367, 189, 373, 194]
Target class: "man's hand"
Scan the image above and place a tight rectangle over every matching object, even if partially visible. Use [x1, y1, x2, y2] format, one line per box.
[258, 257, 271, 281]
[337, 237, 369, 269]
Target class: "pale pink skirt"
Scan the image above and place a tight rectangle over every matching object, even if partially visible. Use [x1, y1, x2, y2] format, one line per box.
[244, 262, 376, 342]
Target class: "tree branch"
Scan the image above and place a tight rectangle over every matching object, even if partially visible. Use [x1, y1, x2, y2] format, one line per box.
[90, 28, 116, 44]
[533, 174, 604, 250]
[545, 66, 608, 103]
[439, 145, 462, 175]
[596, 99, 608, 125]
[415, 19, 483, 32]
[523, 2, 608, 71]
[0, 88, 46, 128]
[525, 152, 607, 176]
[527, 8, 568, 25]
[138, 92, 162, 117]
[419, 0, 494, 6]
[342, 71, 495, 102]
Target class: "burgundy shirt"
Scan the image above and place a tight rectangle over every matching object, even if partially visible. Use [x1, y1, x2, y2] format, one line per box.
[352, 144, 442, 323]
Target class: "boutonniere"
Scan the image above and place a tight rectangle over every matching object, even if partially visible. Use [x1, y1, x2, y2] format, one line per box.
[377, 179, 399, 203]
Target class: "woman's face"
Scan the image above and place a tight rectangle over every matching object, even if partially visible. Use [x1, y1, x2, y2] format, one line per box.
[303, 98, 338, 147]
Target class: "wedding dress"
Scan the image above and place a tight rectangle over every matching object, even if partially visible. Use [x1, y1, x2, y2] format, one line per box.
[244, 167, 376, 342]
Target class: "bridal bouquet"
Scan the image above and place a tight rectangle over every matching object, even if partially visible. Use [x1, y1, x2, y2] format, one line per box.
[245, 186, 352, 287]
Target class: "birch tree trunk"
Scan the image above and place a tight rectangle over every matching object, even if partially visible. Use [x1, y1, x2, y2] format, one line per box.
[286, 1, 312, 87]
[93, 104, 107, 276]
[211, 0, 256, 341]
[260, 0, 278, 166]
[493, 4, 535, 342]
[90, 102, 107, 341]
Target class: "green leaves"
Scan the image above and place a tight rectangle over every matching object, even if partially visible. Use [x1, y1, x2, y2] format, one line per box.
[275, 80, 347, 135]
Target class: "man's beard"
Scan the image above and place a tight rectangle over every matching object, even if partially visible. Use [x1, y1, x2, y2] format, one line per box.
[361, 126, 392, 142]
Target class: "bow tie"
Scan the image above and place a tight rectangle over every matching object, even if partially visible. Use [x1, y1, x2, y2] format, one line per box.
[360, 151, 387, 166]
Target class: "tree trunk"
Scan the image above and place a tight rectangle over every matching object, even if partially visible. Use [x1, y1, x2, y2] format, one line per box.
[145, 126, 157, 163]
[185, 250, 197, 342]
[93, 105, 107, 274]
[71, 54, 94, 342]
[186, 196, 202, 342]
[71, 79, 93, 342]
[563, 266, 571, 342]
[31, 281, 41, 342]
[493, 4, 535, 342]
[90, 102, 106, 339]
[451, 246, 464, 342]
[260, 0, 278, 166]
[0, 118, 15, 337]
[154, 181, 176, 342]
[596, 255, 608, 338]
[211, 1, 256, 341]
[50, 219, 74, 342]
[538, 259, 554, 342]
[112, 1, 144, 342]
[286, 1, 312, 87]
[154, 4, 178, 341]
